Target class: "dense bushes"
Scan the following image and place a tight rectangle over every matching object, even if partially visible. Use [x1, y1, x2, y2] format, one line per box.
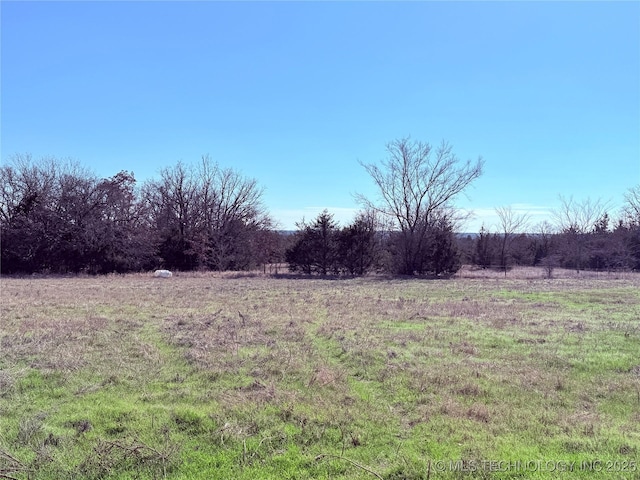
[285, 210, 461, 276]
[285, 210, 380, 276]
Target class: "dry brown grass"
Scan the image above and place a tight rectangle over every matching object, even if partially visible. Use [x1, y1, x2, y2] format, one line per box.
[455, 264, 640, 280]
[1, 268, 639, 478]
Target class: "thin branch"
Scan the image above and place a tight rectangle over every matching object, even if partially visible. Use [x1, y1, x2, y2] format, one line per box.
[315, 454, 384, 479]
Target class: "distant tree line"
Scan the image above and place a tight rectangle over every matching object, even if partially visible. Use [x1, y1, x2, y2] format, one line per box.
[459, 192, 640, 275]
[2, 147, 639, 277]
[287, 192, 640, 277]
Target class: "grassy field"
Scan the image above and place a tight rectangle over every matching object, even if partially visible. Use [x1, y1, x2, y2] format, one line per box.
[1, 268, 639, 479]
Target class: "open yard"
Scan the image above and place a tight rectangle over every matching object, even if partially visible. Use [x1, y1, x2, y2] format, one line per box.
[1, 269, 639, 479]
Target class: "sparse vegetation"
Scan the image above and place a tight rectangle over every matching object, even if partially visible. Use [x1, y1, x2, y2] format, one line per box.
[1, 269, 639, 478]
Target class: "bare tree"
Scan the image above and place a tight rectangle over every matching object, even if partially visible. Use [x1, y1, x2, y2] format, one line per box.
[1, 155, 155, 273]
[143, 161, 200, 269]
[552, 195, 609, 273]
[495, 205, 530, 276]
[358, 137, 483, 275]
[142, 156, 271, 271]
[528, 220, 557, 276]
[1, 154, 59, 272]
[553, 196, 609, 234]
[204, 160, 272, 270]
[622, 185, 640, 227]
[0, 154, 56, 225]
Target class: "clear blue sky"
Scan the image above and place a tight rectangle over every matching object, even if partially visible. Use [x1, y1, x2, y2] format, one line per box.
[2, 1, 639, 231]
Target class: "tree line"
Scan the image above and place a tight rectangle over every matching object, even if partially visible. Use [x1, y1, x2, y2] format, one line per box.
[0, 154, 279, 274]
[284, 195, 640, 277]
[2, 141, 639, 276]
[460, 194, 640, 275]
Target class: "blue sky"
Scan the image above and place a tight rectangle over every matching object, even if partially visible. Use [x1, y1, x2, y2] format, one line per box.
[2, 1, 639, 231]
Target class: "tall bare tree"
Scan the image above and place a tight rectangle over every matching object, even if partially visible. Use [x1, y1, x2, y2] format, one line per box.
[358, 137, 483, 275]
[143, 161, 200, 269]
[495, 205, 530, 276]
